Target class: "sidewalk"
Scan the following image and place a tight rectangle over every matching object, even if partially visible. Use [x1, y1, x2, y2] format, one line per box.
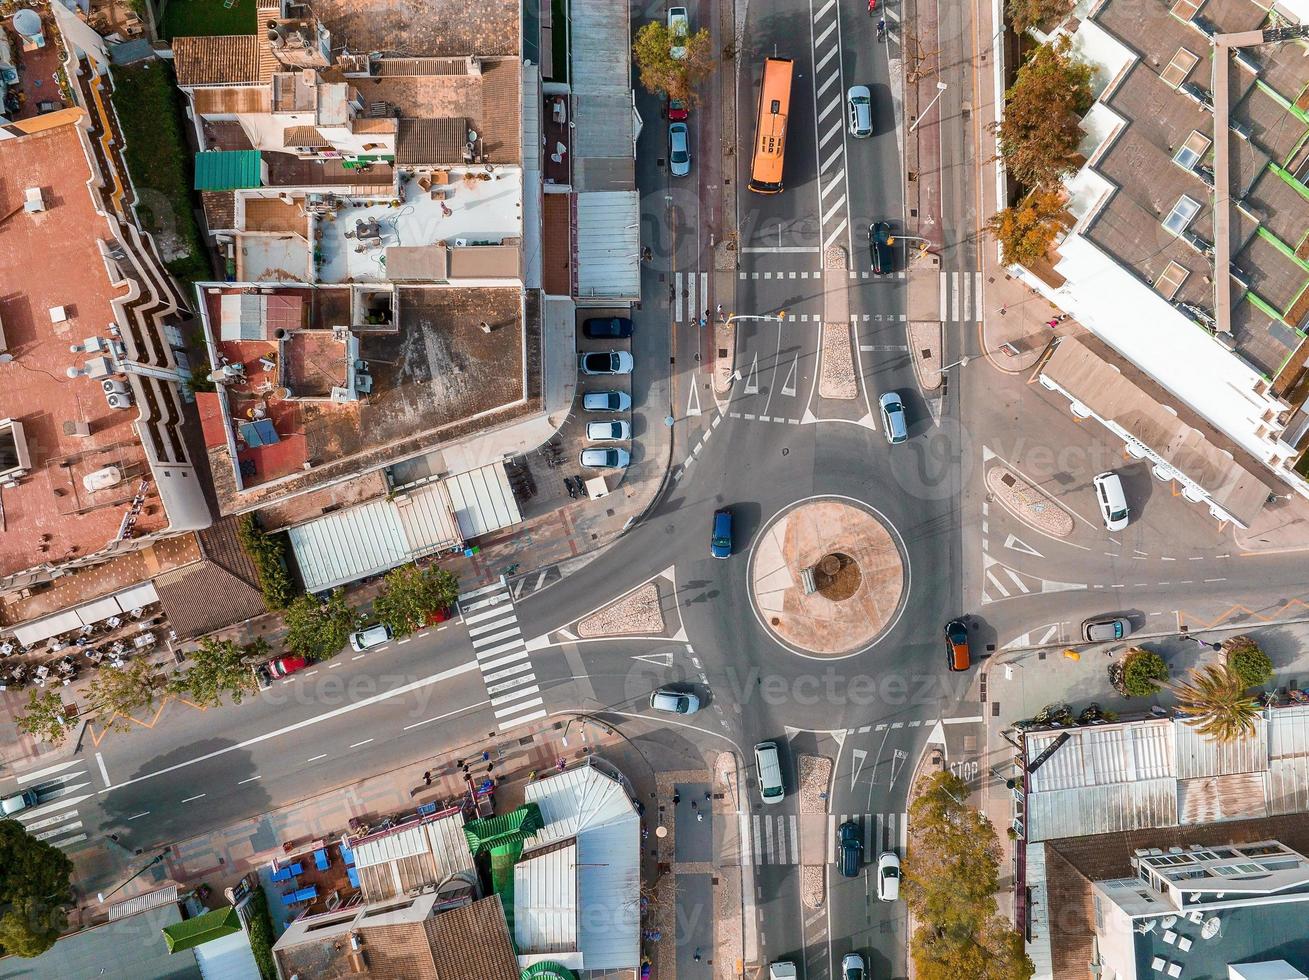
[67, 712, 659, 925]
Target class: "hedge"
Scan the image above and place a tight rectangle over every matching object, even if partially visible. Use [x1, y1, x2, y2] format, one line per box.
[236, 515, 295, 610]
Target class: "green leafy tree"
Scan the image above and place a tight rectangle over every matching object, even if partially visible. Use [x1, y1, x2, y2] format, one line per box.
[373, 566, 460, 637]
[995, 36, 1093, 188]
[1007, 0, 1074, 34]
[906, 771, 1033, 980]
[283, 590, 359, 660]
[1121, 647, 1169, 697]
[989, 187, 1067, 266]
[632, 21, 716, 105]
[236, 515, 295, 610]
[1222, 635, 1273, 689]
[905, 772, 1001, 928]
[0, 821, 73, 957]
[85, 660, 160, 732]
[15, 690, 72, 746]
[169, 637, 269, 708]
[1172, 663, 1261, 743]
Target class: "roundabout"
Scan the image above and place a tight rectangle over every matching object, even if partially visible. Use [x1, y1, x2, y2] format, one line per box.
[747, 495, 909, 659]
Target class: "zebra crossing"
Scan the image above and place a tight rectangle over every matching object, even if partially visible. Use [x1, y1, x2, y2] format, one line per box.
[941, 270, 985, 324]
[809, 0, 852, 249]
[458, 579, 547, 732]
[673, 270, 711, 324]
[9, 760, 94, 850]
[747, 811, 907, 865]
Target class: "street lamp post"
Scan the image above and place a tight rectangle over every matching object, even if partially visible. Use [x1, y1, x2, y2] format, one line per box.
[909, 81, 948, 133]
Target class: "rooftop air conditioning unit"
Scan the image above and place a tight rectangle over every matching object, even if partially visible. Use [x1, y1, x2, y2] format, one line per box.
[105, 391, 134, 410]
[102, 378, 129, 396]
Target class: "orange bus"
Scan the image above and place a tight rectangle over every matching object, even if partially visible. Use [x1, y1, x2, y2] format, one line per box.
[748, 57, 794, 194]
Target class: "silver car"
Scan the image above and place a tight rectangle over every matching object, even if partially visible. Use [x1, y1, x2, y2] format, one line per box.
[582, 390, 631, 412]
[586, 420, 631, 441]
[580, 447, 630, 468]
[669, 122, 691, 177]
[841, 953, 866, 980]
[847, 85, 872, 138]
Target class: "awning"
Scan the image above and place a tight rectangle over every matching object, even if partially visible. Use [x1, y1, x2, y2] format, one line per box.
[441, 463, 522, 539]
[288, 493, 463, 593]
[77, 596, 121, 624]
[13, 610, 81, 647]
[115, 582, 159, 611]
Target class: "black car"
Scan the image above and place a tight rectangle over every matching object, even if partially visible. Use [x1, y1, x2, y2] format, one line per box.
[582, 316, 634, 339]
[869, 221, 894, 275]
[838, 819, 863, 877]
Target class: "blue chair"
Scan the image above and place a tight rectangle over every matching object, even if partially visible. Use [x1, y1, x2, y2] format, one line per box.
[279, 890, 299, 907]
[288, 862, 303, 876]
[340, 844, 355, 866]
[347, 867, 360, 888]
[270, 866, 293, 883]
[314, 849, 330, 871]
[297, 885, 318, 902]
[416, 802, 437, 816]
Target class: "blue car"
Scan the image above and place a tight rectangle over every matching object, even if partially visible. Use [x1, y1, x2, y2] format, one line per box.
[711, 508, 733, 559]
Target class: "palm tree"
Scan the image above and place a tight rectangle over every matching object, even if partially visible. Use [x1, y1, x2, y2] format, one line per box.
[1170, 663, 1261, 743]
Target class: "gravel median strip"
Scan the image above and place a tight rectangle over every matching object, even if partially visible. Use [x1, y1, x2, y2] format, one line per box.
[818, 323, 858, 400]
[985, 465, 1075, 537]
[577, 582, 665, 636]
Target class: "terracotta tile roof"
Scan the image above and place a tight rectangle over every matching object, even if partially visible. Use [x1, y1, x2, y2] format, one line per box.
[192, 86, 272, 114]
[173, 36, 278, 88]
[378, 57, 468, 76]
[201, 191, 236, 231]
[425, 896, 519, 980]
[154, 517, 266, 638]
[541, 194, 571, 296]
[352, 117, 399, 134]
[396, 117, 468, 165]
[477, 58, 520, 164]
[283, 125, 330, 148]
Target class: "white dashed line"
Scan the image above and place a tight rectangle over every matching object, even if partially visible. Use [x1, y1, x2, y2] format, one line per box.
[349, 739, 375, 749]
[181, 794, 206, 804]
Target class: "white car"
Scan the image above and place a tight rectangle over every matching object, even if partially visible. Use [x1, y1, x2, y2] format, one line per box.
[650, 688, 701, 713]
[579, 350, 634, 376]
[1093, 470, 1130, 531]
[841, 953, 866, 980]
[582, 390, 631, 412]
[580, 447, 630, 469]
[669, 122, 691, 178]
[847, 85, 872, 138]
[876, 850, 901, 901]
[350, 623, 393, 652]
[667, 6, 689, 58]
[586, 420, 631, 441]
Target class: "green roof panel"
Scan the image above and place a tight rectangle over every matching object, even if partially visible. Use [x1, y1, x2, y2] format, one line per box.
[161, 905, 242, 953]
[194, 150, 263, 191]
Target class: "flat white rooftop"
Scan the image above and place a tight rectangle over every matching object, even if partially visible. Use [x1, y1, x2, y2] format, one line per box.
[316, 167, 523, 283]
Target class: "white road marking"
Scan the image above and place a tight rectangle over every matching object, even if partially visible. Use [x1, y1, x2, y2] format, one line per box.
[15, 760, 79, 785]
[128, 811, 150, 820]
[95, 752, 110, 789]
[181, 794, 206, 803]
[349, 739, 375, 749]
[307, 754, 328, 763]
[238, 775, 261, 784]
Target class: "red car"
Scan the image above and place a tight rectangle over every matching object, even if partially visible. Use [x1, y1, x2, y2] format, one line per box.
[425, 607, 453, 626]
[668, 98, 689, 121]
[254, 655, 309, 689]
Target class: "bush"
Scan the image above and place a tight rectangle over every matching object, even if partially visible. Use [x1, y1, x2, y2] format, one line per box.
[1224, 635, 1273, 689]
[243, 888, 276, 980]
[1121, 648, 1169, 697]
[236, 515, 295, 610]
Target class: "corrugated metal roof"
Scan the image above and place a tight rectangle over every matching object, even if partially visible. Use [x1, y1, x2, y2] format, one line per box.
[572, 93, 634, 160]
[1268, 705, 1309, 759]
[1174, 715, 1267, 778]
[1177, 771, 1269, 824]
[355, 824, 433, 867]
[524, 765, 640, 970]
[442, 463, 521, 539]
[570, 0, 629, 95]
[1268, 756, 1309, 815]
[575, 192, 639, 301]
[353, 813, 476, 903]
[1027, 722, 1173, 793]
[393, 483, 462, 557]
[194, 151, 263, 191]
[1026, 780, 1178, 842]
[287, 497, 409, 592]
[514, 843, 578, 954]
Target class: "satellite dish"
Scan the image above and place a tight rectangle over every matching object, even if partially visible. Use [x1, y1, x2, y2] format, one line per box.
[0, 354, 13, 364]
[12, 9, 41, 38]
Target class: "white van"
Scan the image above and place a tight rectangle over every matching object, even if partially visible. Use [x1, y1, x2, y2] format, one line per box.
[1, 789, 38, 816]
[768, 962, 797, 980]
[1093, 471, 1130, 531]
[754, 741, 784, 805]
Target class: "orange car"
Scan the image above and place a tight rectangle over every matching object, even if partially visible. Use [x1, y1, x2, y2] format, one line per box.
[945, 619, 971, 671]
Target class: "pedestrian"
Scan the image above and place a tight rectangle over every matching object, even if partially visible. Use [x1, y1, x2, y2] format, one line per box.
[691, 799, 697, 810]
[673, 791, 681, 805]
[705, 790, 711, 800]
[482, 751, 490, 762]
[455, 759, 464, 768]
[1047, 318, 1058, 328]
[487, 763, 494, 773]
[696, 811, 703, 822]
[716, 303, 724, 320]
[423, 770, 432, 786]
[699, 315, 707, 329]
[694, 948, 702, 961]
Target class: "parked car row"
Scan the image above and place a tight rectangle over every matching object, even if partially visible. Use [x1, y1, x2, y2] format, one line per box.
[578, 318, 634, 470]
